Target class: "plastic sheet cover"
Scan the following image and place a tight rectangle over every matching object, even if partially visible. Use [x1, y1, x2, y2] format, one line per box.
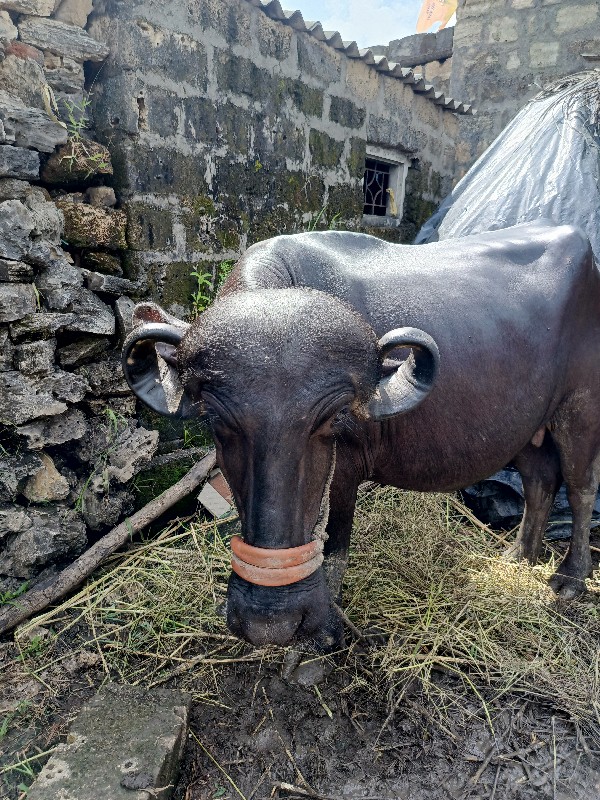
[415, 71, 600, 255]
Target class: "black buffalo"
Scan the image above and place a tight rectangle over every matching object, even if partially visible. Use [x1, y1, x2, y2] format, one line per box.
[123, 221, 600, 650]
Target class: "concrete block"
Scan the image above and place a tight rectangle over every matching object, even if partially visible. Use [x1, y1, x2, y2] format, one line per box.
[28, 684, 190, 800]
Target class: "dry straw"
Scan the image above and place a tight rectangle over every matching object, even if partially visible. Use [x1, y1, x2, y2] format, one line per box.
[14, 487, 600, 737]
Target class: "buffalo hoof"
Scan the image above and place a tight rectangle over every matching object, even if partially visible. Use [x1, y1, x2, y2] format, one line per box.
[548, 571, 587, 599]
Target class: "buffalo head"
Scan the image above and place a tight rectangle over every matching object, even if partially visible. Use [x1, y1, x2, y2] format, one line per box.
[123, 288, 439, 650]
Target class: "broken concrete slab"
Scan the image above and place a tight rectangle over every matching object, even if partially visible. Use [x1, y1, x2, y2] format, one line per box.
[27, 684, 191, 800]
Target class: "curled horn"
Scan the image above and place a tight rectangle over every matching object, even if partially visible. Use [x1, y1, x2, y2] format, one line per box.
[365, 327, 440, 420]
[122, 323, 200, 418]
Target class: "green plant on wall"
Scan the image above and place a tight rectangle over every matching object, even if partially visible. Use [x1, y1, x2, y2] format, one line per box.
[307, 207, 342, 232]
[189, 259, 236, 319]
[190, 268, 213, 318]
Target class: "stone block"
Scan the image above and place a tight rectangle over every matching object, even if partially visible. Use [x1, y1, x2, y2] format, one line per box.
[309, 129, 344, 170]
[22, 452, 70, 502]
[281, 79, 323, 118]
[181, 96, 218, 146]
[86, 185, 116, 207]
[114, 295, 135, 341]
[0, 505, 86, 577]
[0, 53, 47, 109]
[258, 11, 293, 60]
[53, 0, 93, 27]
[111, 139, 209, 196]
[530, 41, 559, 68]
[297, 35, 341, 83]
[0, 370, 67, 425]
[65, 288, 115, 335]
[42, 368, 89, 402]
[0, 282, 36, 322]
[24, 191, 63, 243]
[555, 4, 598, 33]
[345, 58, 379, 104]
[0, 257, 33, 281]
[81, 250, 122, 275]
[76, 351, 131, 397]
[28, 684, 190, 800]
[17, 407, 88, 448]
[0, 177, 29, 200]
[0, 144, 39, 180]
[0, 327, 13, 370]
[0, 90, 68, 153]
[57, 201, 127, 249]
[329, 96, 366, 129]
[0, 9, 17, 41]
[35, 258, 83, 310]
[18, 16, 109, 61]
[0, 451, 42, 502]
[387, 28, 454, 67]
[42, 139, 112, 184]
[58, 336, 109, 367]
[0, 0, 54, 13]
[125, 201, 174, 251]
[13, 338, 56, 375]
[43, 52, 84, 95]
[82, 269, 138, 296]
[190, 0, 253, 46]
[9, 311, 76, 341]
[488, 16, 519, 43]
[216, 51, 276, 102]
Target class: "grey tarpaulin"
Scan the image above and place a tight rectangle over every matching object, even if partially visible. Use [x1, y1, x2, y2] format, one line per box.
[415, 70, 600, 256]
[416, 71, 600, 536]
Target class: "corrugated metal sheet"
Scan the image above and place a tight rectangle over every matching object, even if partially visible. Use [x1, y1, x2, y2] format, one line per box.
[245, 0, 474, 114]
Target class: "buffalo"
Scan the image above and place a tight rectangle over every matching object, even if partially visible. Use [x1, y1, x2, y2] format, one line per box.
[123, 221, 600, 650]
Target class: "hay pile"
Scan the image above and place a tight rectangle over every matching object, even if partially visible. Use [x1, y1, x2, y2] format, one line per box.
[15, 487, 600, 737]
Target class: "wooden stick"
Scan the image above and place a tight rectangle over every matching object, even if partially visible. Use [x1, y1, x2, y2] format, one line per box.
[0, 450, 216, 636]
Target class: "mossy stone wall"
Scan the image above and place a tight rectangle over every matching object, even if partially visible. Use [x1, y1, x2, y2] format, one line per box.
[89, 0, 462, 314]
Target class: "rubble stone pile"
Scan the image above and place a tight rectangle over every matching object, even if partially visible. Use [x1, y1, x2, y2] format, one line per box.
[0, 0, 159, 592]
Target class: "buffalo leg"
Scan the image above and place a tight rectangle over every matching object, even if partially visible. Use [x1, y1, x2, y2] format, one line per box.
[507, 437, 562, 563]
[548, 399, 600, 598]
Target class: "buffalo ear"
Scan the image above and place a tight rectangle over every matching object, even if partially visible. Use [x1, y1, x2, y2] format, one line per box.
[122, 315, 201, 419]
[363, 327, 440, 421]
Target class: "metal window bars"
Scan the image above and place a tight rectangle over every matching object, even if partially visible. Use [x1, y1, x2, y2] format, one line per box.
[363, 159, 391, 216]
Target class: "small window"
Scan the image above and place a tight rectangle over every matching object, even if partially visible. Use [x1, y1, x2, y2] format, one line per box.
[363, 159, 391, 216]
[362, 146, 408, 227]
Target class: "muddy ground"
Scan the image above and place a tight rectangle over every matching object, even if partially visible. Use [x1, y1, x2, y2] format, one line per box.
[1, 506, 599, 800]
[1, 635, 599, 800]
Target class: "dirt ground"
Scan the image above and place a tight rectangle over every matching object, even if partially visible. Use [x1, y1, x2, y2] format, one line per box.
[174, 661, 600, 800]
[1, 632, 599, 800]
[1, 492, 599, 800]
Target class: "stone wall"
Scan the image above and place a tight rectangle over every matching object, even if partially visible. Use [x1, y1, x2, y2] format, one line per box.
[450, 0, 600, 168]
[0, 0, 465, 592]
[87, 0, 464, 313]
[371, 28, 454, 94]
[0, 0, 163, 593]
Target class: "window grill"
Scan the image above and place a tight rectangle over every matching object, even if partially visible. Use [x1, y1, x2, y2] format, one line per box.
[363, 158, 391, 216]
